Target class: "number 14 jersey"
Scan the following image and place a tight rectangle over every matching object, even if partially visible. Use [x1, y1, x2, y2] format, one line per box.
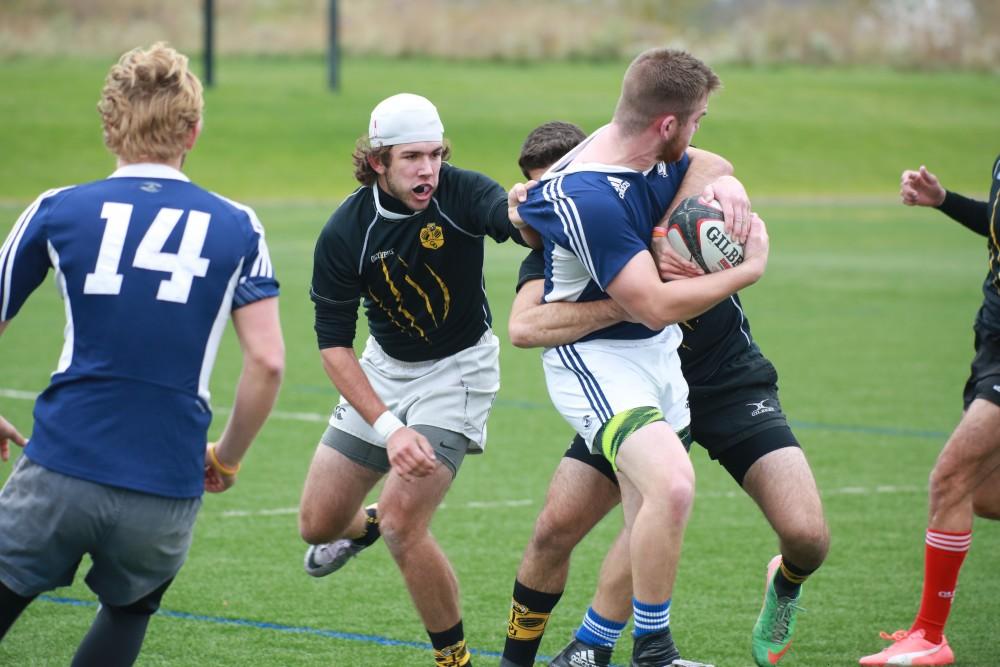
[0, 164, 280, 498]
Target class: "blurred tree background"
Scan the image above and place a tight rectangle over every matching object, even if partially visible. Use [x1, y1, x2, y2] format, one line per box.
[2, 0, 998, 70]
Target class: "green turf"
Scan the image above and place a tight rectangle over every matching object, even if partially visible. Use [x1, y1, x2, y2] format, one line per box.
[1, 56, 999, 666]
[1, 56, 997, 202]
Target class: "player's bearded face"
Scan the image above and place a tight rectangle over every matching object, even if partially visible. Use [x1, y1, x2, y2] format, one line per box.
[658, 99, 707, 164]
[380, 142, 443, 211]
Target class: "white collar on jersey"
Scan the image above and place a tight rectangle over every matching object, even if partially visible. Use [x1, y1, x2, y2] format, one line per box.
[109, 163, 191, 181]
[540, 124, 663, 180]
[372, 183, 420, 220]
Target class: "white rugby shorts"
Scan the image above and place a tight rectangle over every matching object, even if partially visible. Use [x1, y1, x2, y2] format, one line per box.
[329, 331, 500, 452]
[542, 325, 690, 452]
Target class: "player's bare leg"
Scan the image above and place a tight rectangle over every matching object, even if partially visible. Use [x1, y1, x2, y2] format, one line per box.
[505, 460, 619, 666]
[860, 400, 1000, 666]
[616, 423, 694, 666]
[502, 459, 619, 666]
[743, 447, 829, 572]
[298, 444, 381, 544]
[379, 461, 475, 665]
[928, 399, 1000, 530]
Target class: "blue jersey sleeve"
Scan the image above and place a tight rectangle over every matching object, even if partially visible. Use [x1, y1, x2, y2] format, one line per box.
[519, 176, 648, 291]
[231, 206, 279, 308]
[0, 189, 67, 321]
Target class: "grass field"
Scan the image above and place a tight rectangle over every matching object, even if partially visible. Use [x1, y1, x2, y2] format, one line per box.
[0, 56, 998, 666]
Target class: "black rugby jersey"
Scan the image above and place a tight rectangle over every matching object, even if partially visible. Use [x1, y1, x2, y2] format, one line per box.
[312, 163, 524, 362]
[937, 154, 1000, 334]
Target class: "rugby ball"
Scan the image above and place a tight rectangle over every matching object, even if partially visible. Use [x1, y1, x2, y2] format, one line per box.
[665, 196, 744, 273]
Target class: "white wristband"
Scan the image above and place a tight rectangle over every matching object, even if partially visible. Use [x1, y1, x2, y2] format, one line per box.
[511, 217, 528, 230]
[373, 411, 405, 441]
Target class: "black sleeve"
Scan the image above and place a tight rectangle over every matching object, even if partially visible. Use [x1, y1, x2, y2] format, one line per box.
[448, 164, 529, 246]
[937, 191, 990, 237]
[516, 248, 546, 292]
[310, 215, 362, 349]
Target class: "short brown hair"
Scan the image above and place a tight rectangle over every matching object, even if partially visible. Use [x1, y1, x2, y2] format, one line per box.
[351, 135, 452, 186]
[98, 42, 203, 163]
[517, 121, 587, 179]
[613, 48, 721, 136]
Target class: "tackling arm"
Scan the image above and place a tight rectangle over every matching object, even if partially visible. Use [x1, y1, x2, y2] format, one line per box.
[508, 279, 632, 348]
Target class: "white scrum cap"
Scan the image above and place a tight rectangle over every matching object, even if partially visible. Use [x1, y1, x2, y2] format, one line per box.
[368, 93, 444, 147]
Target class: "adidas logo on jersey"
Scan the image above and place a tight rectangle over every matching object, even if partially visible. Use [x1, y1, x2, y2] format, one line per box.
[607, 176, 630, 199]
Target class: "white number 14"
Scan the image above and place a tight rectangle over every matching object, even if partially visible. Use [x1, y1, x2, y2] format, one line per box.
[83, 202, 211, 304]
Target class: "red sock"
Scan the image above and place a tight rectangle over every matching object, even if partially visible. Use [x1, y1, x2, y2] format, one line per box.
[910, 529, 971, 644]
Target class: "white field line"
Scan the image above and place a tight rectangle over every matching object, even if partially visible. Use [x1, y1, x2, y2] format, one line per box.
[220, 498, 534, 518]
[219, 486, 921, 518]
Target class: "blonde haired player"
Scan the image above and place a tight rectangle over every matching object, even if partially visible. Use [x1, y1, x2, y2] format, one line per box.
[0, 43, 283, 665]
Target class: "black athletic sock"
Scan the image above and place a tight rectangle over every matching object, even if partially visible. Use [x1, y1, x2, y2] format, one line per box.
[502, 579, 563, 666]
[429, 619, 472, 666]
[70, 604, 152, 667]
[352, 505, 381, 547]
[773, 557, 814, 599]
[0, 580, 36, 640]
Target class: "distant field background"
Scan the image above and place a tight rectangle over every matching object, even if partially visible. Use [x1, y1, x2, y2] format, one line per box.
[1, 22, 1000, 667]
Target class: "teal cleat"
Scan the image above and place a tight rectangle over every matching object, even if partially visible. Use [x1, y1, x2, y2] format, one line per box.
[751, 555, 803, 666]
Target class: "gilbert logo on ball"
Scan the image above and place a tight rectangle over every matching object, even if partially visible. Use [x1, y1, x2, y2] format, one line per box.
[666, 196, 744, 273]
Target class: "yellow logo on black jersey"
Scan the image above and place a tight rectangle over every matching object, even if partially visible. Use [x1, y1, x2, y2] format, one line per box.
[419, 222, 444, 250]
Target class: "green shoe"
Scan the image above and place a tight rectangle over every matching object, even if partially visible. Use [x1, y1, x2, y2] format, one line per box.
[751, 555, 803, 666]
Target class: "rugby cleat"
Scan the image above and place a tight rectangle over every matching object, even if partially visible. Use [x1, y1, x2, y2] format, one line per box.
[858, 629, 954, 665]
[630, 628, 681, 667]
[303, 504, 379, 577]
[751, 555, 803, 666]
[304, 538, 365, 577]
[548, 637, 612, 667]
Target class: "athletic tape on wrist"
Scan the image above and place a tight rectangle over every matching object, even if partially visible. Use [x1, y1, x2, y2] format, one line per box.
[373, 411, 405, 441]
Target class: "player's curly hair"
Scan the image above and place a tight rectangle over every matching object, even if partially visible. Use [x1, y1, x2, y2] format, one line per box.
[614, 48, 721, 136]
[517, 121, 587, 179]
[98, 42, 203, 163]
[351, 135, 452, 186]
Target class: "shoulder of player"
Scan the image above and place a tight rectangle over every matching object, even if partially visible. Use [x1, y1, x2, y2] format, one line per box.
[437, 162, 504, 196]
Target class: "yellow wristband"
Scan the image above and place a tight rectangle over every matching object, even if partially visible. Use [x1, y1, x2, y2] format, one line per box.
[208, 444, 241, 476]
[651, 226, 668, 238]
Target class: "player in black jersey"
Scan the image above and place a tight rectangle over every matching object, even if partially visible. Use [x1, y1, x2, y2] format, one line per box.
[860, 157, 1000, 667]
[298, 93, 531, 667]
[500, 123, 829, 667]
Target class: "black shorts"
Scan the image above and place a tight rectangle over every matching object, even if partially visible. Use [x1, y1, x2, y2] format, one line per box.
[688, 349, 798, 483]
[963, 322, 1000, 409]
[563, 348, 800, 486]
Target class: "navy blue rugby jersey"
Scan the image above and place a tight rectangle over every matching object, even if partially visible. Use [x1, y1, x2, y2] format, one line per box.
[517, 143, 689, 342]
[0, 164, 279, 498]
[311, 162, 523, 362]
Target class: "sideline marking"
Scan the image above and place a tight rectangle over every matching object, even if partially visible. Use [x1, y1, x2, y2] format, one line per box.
[38, 594, 507, 660]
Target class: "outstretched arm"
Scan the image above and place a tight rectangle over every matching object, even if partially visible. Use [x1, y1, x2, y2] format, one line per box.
[205, 297, 285, 492]
[901, 165, 990, 236]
